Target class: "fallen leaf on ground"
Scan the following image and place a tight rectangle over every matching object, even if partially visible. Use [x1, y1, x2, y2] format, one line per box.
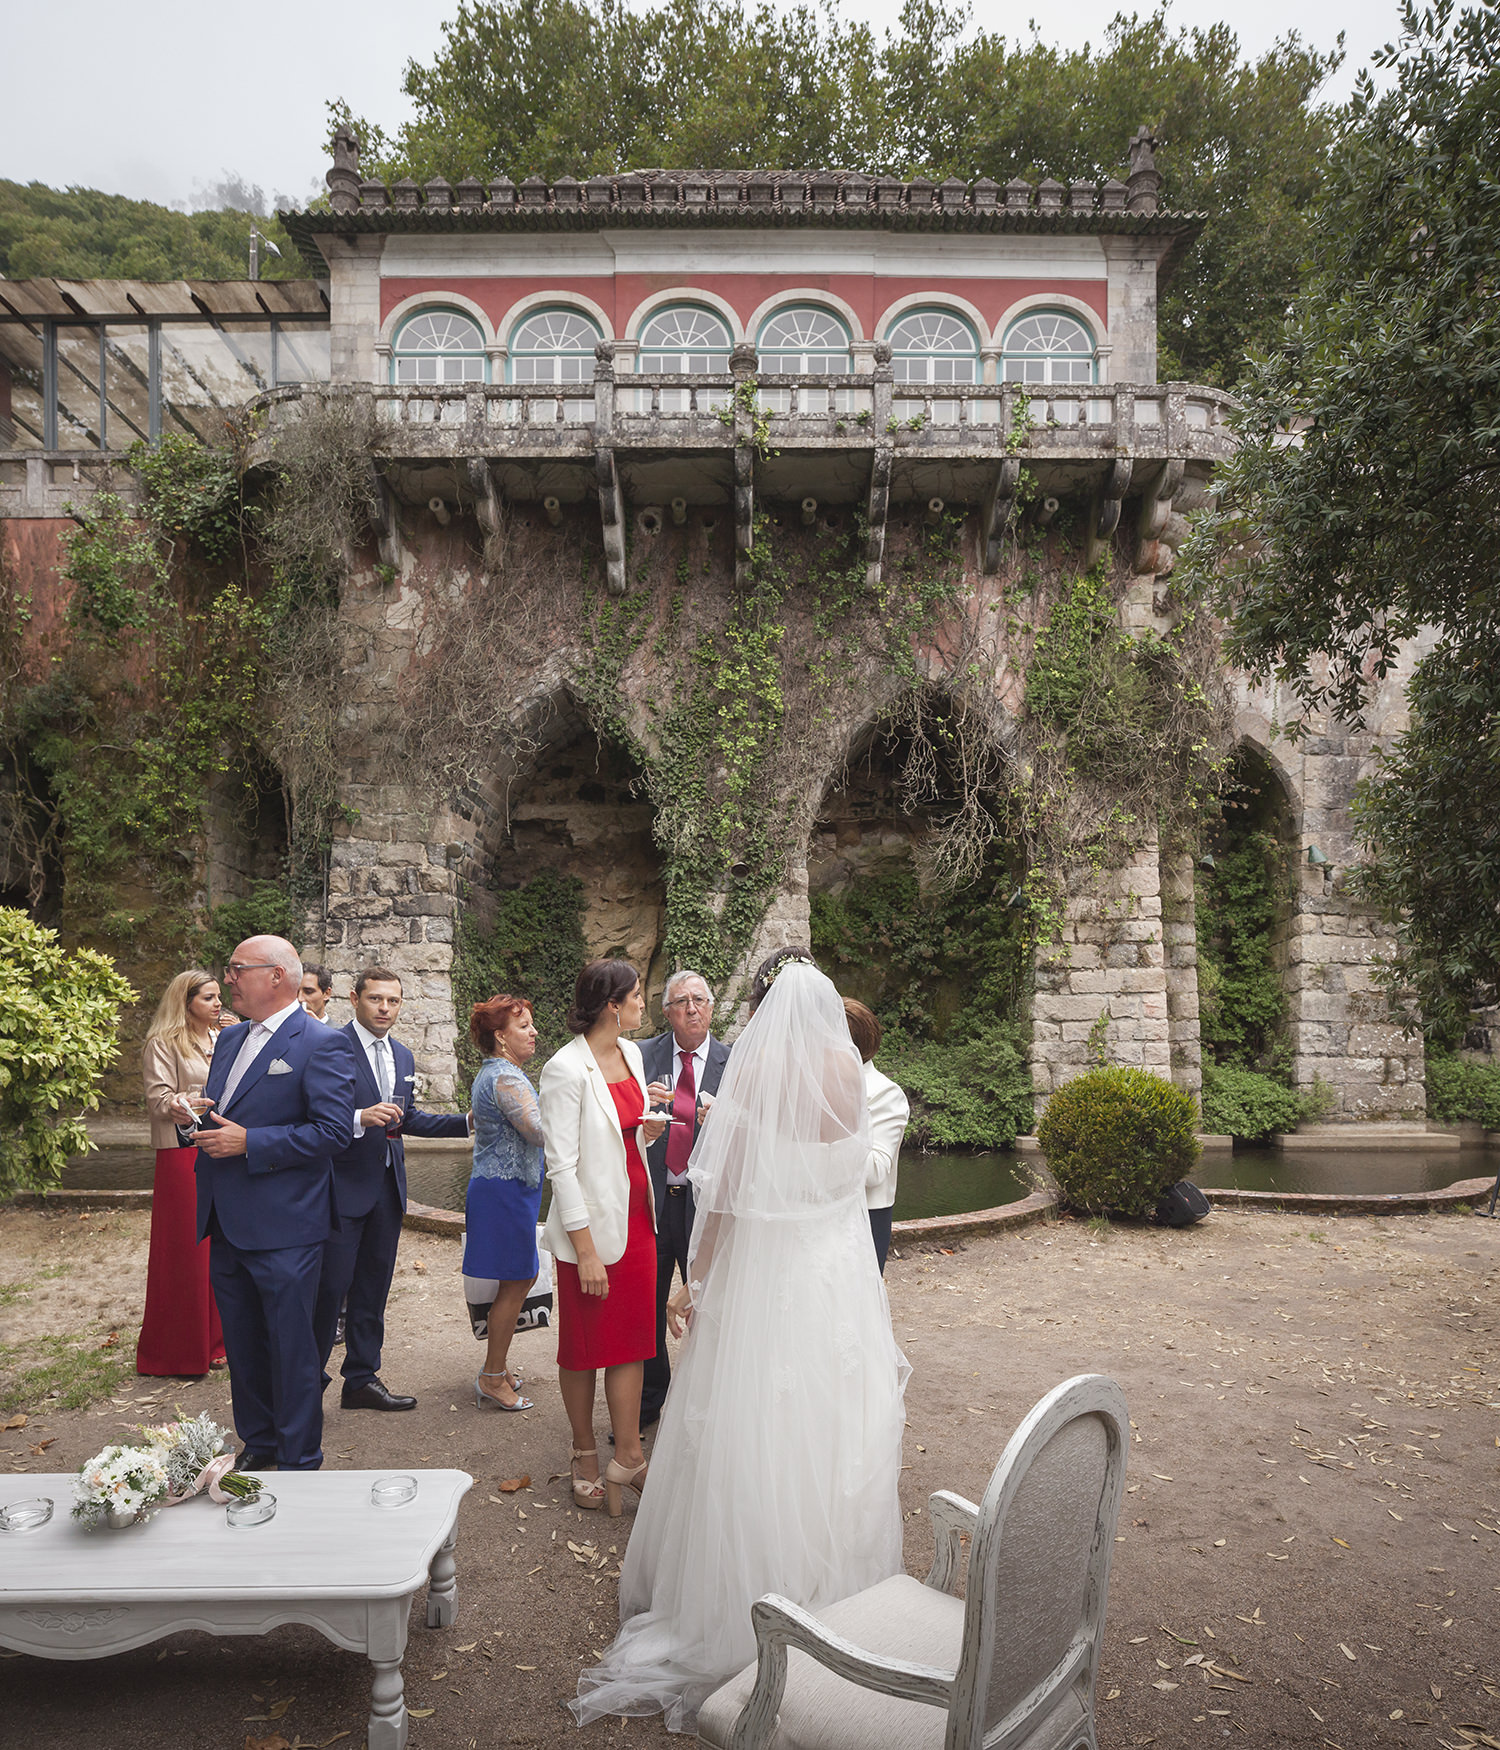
[407, 1707, 435, 1719]
[1331, 1537, 1350, 1548]
[497, 1476, 530, 1492]
[1339, 1644, 1356, 1661]
[454, 1642, 477, 1653]
[28, 1439, 55, 1454]
[4, 1414, 27, 1430]
[245, 1736, 291, 1750]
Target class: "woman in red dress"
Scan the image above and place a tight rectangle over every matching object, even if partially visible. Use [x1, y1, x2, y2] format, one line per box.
[539, 960, 666, 1514]
[137, 969, 226, 1376]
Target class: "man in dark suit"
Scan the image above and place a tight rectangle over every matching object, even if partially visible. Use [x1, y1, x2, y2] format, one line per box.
[188, 935, 356, 1472]
[313, 965, 471, 1412]
[639, 969, 730, 1429]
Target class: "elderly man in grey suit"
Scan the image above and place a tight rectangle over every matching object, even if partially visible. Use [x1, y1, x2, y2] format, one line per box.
[639, 969, 729, 1429]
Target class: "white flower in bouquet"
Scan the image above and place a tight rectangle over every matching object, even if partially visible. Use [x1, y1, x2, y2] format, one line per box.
[135, 1411, 260, 1502]
[72, 1443, 170, 1526]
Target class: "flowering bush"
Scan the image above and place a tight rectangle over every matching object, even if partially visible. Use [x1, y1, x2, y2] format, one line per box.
[72, 1443, 169, 1527]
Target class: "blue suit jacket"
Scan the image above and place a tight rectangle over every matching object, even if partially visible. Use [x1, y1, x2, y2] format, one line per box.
[639, 1031, 730, 1223]
[195, 1006, 357, 1252]
[332, 1023, 470, 1219]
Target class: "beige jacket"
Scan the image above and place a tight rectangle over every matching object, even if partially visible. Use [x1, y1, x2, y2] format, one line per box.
[539, 1033, 657, 1267]
[142, 1034, 214, 1149]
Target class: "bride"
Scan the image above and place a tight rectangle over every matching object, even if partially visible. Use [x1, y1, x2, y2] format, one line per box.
[570, 949, 910, 1733]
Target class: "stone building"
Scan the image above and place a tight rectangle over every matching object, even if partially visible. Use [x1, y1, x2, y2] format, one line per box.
[0, 128, 1424, 1123]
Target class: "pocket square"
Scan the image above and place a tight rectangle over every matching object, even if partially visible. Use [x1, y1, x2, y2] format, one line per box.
[402, 1074, 414, 1083]
[267, 1058, 293, 1075]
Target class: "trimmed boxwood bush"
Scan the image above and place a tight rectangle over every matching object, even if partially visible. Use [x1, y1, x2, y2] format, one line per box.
[1425, 1050, 1500, 1129]
[1038, 1066, 1201, 1217]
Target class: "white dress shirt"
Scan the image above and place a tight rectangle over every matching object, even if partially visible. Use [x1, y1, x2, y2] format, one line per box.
[217, 998, 301, 1111]
[352, 1019, 396, 1135]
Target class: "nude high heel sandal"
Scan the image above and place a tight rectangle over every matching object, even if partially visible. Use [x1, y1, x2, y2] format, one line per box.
[571, 1447, 606, 1511]
[604, 1455, 648, 1517]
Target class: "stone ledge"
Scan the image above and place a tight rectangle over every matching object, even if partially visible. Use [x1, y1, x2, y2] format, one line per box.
[1197, 1177, 1495, 1215]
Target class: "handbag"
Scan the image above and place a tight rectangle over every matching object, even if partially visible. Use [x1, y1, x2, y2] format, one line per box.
[462, 1224, 553, 1338]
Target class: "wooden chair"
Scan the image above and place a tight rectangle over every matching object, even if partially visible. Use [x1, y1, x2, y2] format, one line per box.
[697, 1374, 1128, 1750]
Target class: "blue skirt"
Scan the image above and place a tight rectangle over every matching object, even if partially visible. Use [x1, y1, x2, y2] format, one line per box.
[463, 1173, 543, 1282]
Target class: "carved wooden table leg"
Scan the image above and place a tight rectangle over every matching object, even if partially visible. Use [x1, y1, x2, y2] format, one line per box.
[368, 1654, 409, 1750]
[426, 1528, 457, 1628]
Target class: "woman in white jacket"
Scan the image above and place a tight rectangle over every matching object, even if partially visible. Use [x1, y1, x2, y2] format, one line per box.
[843, 998, 910, 1273]
[540, 960, 666, 1512]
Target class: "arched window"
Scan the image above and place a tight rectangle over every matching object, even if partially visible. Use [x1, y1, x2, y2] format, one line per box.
[886, 310, 979, 385]
[392, 309, 487, 384]
[508, 309, 601, 384]
[757, 307, 852, 374]
[637, 307, 732, 373]
[1001, 311, 1096, 385]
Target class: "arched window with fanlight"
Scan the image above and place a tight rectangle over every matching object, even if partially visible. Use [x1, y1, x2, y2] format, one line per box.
[638, 306, 732, 373]
[886, 309, 979, 385]
[508, 308, 602, 385]
[757, 307, 852, 374]
[1001, 310, 1097, 385]
[392, 309, 487, 384]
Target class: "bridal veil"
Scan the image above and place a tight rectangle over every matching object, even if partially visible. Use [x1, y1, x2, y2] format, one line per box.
[571, 960, 910, 1732]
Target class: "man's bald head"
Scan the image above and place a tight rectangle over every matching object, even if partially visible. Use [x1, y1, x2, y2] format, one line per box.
[224, 934, 304, 1021]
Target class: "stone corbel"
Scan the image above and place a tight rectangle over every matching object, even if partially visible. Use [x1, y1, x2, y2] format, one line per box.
[367, 465, 401, 572]
[865, 445, 892, 589]
[1134, 458, 1184, 576]
[731, 343, 757, 588]
[1095, 458, 1134, 540]
[596, 448, 627, 596]
[466, 458, 502, 539]
[981, 457, 1022, 574]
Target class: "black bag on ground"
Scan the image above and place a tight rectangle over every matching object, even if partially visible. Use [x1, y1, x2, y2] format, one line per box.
[1154, 1180, 1211, 1227]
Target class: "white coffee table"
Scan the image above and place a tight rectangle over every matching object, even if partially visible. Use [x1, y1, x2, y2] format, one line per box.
[0, 1468, 473, 1750]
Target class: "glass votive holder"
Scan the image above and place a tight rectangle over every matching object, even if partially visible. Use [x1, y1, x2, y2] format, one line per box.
[0, 1496, 54, 1533]
[370, 1474, 418, 1509]
[226, 1490, 276, 1528]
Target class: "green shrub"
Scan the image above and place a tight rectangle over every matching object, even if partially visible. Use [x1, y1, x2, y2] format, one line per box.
[1038, 1066, 1200, 1217]
[884, 1019, 1035, 1151]
[1200, 1064, 1302, 1142]
[0, 908, 137, 1193]
[1425, 1050, 1500, 1129]
[200, 880, 300, 972]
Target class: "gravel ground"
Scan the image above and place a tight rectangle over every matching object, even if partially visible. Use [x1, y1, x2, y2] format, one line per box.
[2, 1201, 1499, 1750]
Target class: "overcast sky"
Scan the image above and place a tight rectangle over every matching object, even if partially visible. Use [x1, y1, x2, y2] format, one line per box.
[1, 0, 1403, 212]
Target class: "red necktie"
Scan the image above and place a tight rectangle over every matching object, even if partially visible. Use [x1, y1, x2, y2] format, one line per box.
[665, 1049, 696, 1179]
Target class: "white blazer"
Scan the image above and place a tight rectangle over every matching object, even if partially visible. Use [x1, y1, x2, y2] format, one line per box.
[539, 1032, 657, 1267]
[863, 1060, 910, 1211]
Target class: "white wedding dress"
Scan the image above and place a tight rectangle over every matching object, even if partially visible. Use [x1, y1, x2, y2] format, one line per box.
[571, 962, 910, 1733]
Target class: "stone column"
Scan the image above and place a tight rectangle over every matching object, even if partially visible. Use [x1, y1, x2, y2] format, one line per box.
[319, 234, 386, 385]
[1029, 842, 1170, 1105]
[1160, 848, 1202, 1096]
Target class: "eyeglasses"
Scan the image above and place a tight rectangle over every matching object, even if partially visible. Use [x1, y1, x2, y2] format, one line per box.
[224, 962, 279, 978]
[664, 996, 713, 1011]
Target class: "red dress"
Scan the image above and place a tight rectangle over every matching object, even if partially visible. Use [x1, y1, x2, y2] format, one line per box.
[136, 1146, 225, 1376]
[555, 1078, 657, 1370]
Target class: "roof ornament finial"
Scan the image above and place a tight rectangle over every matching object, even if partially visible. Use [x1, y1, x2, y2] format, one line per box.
[327, 126, 362, 214]
[1126, 125, 1162, 215]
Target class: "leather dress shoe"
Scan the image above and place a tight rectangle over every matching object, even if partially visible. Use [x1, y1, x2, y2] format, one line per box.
[237, 1452, 275, 1471]
[341, 1378, 417, 1412]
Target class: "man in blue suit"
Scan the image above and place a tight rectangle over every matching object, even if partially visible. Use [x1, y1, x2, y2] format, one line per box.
[639, 969, 730, 1429]
[313, 966, 471, 1412]
[188, 935, 356, 1472]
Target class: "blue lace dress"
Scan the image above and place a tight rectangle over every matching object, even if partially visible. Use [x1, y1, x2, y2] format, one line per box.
[463, 1057, 545, 1283]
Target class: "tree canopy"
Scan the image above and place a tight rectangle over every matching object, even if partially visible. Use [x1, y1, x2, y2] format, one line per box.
[1191, 0, 1500, 1037]
[329, 0, 1344, 384]
[0, 181, 307, 282]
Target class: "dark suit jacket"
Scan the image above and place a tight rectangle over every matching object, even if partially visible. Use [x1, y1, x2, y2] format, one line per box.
[194, 1006, 356, 1252]
[333, 1022, 470, 1218]
[638, 1031, 730, 1223]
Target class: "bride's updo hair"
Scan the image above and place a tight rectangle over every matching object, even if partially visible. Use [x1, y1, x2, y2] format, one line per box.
[748, 946, 818, 1013]
[566, 959, 640, 1033]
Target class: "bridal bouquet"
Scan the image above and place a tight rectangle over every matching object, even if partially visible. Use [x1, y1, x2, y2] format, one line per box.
[73, 1413, 260, 1527]
[72, 1441, 171, 1527]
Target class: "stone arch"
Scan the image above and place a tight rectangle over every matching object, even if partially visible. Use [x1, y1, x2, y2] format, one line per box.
[459, 689, 667, 1020]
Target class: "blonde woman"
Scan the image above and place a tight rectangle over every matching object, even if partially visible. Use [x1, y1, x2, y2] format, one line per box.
[137, 969, 225, 1376]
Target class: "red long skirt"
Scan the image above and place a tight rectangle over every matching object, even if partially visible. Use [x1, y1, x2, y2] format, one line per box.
[135, 1146, 225, 1376]
[555, 1080, 657, 1371]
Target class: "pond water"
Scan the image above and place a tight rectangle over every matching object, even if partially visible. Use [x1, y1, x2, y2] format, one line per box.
[54, 1140, 1495, 1219]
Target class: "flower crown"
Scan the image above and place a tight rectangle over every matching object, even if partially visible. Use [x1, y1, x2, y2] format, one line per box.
[759, 952, 816, 991]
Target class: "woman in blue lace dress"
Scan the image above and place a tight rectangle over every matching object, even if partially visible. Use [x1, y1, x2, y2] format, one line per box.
[464, 993, 545, 1412]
